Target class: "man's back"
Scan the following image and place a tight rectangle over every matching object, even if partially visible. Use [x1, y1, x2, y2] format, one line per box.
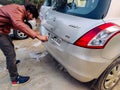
[0, 4, 25, 26]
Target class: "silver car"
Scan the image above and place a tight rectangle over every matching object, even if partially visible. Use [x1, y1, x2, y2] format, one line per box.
[40, 0, 120, 90]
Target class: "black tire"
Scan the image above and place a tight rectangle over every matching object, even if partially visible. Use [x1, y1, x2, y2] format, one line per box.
[13, 21, 32, 39]
[13, 30, 28, 39]
[93, 58, 120, 90]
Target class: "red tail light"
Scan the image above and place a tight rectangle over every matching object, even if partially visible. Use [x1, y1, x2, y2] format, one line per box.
[74, 23, 120, 49]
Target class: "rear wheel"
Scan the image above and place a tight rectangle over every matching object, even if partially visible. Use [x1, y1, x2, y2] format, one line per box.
[13, 21, 32, 39]
[94, 58, 120, 90]
[13, 30, 28, 39]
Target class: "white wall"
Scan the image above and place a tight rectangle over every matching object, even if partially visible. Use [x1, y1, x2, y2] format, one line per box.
[105, 0, 120, 25]
[106, 0, 120, 19]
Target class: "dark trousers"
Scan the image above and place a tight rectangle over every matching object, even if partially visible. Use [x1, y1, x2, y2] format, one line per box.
[0, 34, 18, 80]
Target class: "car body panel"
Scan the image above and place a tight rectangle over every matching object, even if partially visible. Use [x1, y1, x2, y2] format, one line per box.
[28, 19, 37, 30]
[101, 33, 120, 60]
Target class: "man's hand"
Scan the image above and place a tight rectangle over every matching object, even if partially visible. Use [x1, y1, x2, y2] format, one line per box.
[36, 34, 48, 42]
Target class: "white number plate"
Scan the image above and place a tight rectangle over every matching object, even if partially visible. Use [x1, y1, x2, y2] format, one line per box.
[49, 33, 62, 46]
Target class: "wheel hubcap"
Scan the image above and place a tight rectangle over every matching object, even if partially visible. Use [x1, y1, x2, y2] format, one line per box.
[17, 30, 27, 38]
[104, 64, 120, 89]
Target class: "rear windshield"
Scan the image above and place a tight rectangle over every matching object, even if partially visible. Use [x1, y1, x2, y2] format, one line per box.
[44, 0, 111, 19]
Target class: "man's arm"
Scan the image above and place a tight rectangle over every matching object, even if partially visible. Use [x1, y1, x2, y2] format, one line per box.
[6, 5, 48, 41]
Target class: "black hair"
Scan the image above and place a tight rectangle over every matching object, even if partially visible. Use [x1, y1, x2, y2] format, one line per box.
[25, 4, 39, 19]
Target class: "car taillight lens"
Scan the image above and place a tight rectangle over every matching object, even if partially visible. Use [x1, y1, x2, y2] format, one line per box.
[74, 23, 120, 49]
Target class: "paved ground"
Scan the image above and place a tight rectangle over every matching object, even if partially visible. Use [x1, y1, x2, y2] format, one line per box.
[0, 38, 119, 90]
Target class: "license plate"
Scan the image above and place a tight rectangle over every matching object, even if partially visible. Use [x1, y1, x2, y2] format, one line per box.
[49, 33, 62, 46]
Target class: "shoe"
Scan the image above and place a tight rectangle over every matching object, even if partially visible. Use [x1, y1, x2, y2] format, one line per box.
[16, 60, 21, 64]
[11, 75, 30, 86]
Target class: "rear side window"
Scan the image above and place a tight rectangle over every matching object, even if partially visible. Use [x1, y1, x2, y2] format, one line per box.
[44, 0, 111, 19]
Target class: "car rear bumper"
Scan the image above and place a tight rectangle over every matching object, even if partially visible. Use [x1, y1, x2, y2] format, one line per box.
[43, 40, 112, 82]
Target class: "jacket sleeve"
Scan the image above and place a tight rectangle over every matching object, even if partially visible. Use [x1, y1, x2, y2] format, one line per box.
[6, 8, 37, 39]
